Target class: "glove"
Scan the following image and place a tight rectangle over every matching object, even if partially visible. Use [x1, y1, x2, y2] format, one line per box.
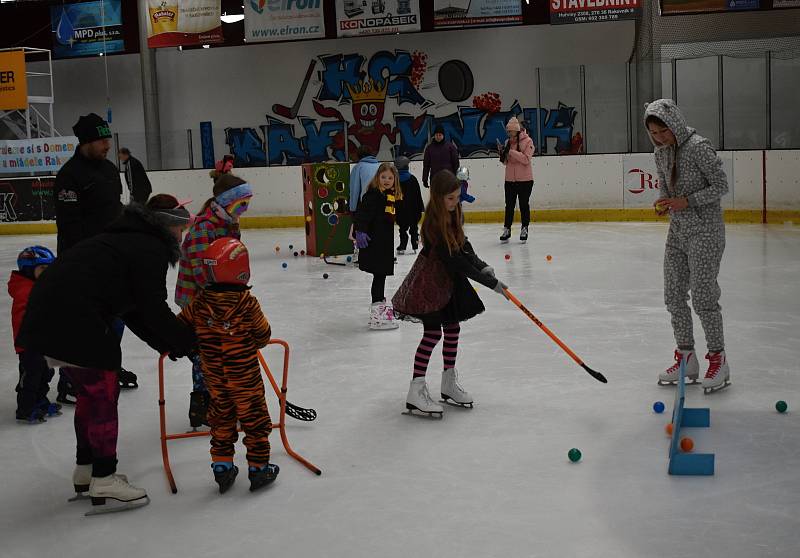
[423, 181, 429, 188]
[492, 279, 510, 300]
[355, 231, 371, 249]
[481, 265, 495, 278]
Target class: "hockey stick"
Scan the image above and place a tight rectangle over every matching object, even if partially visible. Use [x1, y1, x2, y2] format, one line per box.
[505, 290, 608, 384]
[272, 59, 316, 120]
[321, 219, 351, 266]
[256, 352, 317, 421]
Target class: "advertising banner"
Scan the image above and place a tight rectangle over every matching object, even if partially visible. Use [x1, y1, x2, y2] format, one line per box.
[772, 0, 800, 7]
[661, 0, 760, 14]
[0, 50, 27, 111]
[550, 0, 642, 24]
[433, 0, 522, 29]
[245, 0, 325, 43]
[622, 153, 733, 208]
[147, 0, 223, 48]
[0, 177, 56, 222]
[50, 1, 124, 58]
[336, 0, 420, 37]
[0, 137, 77, 175]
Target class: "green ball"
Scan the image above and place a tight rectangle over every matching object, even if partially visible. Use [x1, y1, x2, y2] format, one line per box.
[776, 400, 788, 413]
[568, 448, 582, 463]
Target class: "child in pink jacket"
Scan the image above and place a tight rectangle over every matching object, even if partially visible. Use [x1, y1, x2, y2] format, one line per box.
[497, 117, 535, 244]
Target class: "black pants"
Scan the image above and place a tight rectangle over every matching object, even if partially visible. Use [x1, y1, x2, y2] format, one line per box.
[371, 274, 386, 303]
[398, 220, 420, 251]
[504, 180, 534, 228]
[16, 351, 54, 417]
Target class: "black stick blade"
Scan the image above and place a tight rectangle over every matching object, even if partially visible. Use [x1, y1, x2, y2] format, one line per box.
[285, 402, 317, 421]
[581, 364, 608, 383]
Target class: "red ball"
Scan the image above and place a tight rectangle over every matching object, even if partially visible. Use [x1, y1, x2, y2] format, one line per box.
[680, 437, 694, 452]
[504, 254, 511, 261]
[665, 423, 674, 436]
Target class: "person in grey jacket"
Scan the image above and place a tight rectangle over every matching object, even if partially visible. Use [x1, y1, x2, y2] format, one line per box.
[645, 99, 730, 394]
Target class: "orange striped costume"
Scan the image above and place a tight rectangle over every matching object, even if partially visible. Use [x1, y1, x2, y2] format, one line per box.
[178, 286, 272, 467]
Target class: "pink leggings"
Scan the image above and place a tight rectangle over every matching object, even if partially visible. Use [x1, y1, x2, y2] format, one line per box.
[63, 368, 120, 477]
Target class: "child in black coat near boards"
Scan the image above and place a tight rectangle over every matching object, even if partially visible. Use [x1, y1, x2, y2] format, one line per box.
[354, 162, 404, 330]
[394, 156, 424, 255]
[392, 170, 510, 417]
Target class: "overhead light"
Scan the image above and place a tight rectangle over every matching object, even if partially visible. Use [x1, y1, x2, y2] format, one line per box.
[99, 52, 104, 56]
[202, 44, 210, 48]
[221, 13, 244, 23]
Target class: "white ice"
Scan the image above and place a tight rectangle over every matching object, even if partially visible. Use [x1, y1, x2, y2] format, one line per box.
[1, 223, 799, 558]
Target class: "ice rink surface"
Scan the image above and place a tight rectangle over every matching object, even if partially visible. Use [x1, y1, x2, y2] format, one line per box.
[1, 222, 798, 558]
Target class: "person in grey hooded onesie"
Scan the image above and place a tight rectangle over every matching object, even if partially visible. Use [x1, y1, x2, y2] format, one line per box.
[644, 99, 731, 393]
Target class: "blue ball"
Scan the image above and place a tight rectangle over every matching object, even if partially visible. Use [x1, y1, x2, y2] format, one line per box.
[281, 262, 288, 269]
[653, 401, 665, 414]
[346, 256, 352, 263]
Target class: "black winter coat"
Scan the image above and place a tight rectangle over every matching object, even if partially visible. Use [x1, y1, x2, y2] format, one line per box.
[122, 156, 152, 204]
[396, 174, 424, 227]
[420, 238, 497, 324]
[17, 204, 196, 371]
[354, 188, 396, 277]
[55, 150, 123, 255]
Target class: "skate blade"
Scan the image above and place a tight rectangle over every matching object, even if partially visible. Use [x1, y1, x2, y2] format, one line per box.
[440, 396, 474, 409]
[369, 324, 399, 330]
[657, 378, 700, 386]
[403, 405, 443, 419]
[119, 384, 138, 390]
[85, 496, 150, 516]
[68, 493, 89, 502]
[703, 380, 731, 395]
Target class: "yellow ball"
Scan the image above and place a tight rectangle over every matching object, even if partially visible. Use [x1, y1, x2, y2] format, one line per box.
[306, 216, 312, 222]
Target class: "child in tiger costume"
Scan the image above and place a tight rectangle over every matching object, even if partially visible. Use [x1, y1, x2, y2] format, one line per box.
[177, 237, 279, 493]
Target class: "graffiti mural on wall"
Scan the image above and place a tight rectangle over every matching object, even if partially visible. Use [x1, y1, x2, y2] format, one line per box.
[219, 50, 582, 166]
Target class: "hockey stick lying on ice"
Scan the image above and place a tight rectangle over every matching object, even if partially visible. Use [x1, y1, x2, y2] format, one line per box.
[505, 290, 608, 384]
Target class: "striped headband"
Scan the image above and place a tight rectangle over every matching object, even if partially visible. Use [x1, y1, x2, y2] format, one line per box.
[215, 183, 253, 207]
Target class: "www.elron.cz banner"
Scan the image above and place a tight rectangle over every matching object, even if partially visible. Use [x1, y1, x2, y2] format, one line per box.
[245, 0, 325, 43]
[147, 0, 223, 48]
[0, 137, 78, 175]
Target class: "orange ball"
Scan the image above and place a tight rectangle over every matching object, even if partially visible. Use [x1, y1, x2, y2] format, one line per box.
[665, 423, 674, 436]
[546, 255, 552, 261]
[680, 437, 694, 452]
[274, 246, 280, 252]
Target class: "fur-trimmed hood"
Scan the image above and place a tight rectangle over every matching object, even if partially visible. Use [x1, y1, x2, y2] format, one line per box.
[106, 203, 181, 265]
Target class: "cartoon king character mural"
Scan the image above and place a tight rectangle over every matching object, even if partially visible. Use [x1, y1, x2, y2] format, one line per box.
[219, 49, 583, 166]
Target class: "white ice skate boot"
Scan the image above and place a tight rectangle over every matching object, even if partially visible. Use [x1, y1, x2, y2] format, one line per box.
[520, 226, 529, 243]
[658, 349, 700, 386]
[70, 465, 129, 502]
[369, 301, 399, 330]
[440, 368, 473, 408]
[702, 351, 731, 394]
[86, 474, 149, 516]
[405, 377, 443, 418]
[500, 227, 511, 244]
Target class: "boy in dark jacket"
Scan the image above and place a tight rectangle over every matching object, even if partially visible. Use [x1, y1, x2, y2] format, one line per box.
[394, 156, 424, 254]
[17, 196, 196, 514]
[9, 246, 60, 423]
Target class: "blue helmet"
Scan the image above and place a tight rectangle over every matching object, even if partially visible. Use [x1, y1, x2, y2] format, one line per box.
[17, 246, 55, 270]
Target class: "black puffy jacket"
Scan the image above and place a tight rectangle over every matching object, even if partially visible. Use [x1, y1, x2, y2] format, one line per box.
[18, 204, 196, 370]
[54, 149, 123, 254]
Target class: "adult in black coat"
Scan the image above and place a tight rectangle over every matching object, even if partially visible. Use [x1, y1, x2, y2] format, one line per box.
[17, 197, 196, 492]
[55, 113, 123, 255]
[119, 148, 152, 204]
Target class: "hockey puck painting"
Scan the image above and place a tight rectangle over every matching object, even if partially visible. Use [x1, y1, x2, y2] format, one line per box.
[438, 60, 474, 103]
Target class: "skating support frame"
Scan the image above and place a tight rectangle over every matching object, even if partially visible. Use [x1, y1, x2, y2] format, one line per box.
[667, 360, 715, 476]
[158, 339, 321, 494]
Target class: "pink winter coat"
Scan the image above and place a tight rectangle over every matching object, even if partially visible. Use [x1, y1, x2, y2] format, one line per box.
[502, 131, 534, 182]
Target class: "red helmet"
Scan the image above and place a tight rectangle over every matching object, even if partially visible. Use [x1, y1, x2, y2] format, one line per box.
[202, 238, 250, 285]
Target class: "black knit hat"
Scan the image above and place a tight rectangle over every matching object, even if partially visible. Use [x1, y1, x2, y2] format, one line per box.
[433, 124, 444, 135]
[394, 156, 410, 170]
[72, 113, 112, 145]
